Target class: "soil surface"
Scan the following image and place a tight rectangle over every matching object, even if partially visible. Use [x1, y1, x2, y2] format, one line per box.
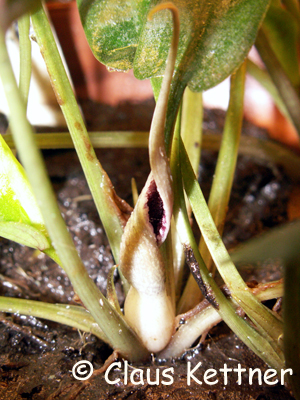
[0, 103, 296, 399]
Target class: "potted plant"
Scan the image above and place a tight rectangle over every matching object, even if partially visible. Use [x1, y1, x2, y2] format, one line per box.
[0, 0, 299, 398]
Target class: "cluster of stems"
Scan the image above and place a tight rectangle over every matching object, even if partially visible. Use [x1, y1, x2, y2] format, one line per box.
[0, 2, 299, 397]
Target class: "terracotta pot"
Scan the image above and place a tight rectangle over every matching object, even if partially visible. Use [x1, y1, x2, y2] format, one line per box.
[47, 0, 153, 106]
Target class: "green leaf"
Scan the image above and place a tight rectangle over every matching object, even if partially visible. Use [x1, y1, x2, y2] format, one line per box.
[78, 0, 270, 153]
[230, 220, 300, 393]
[179, 139, 284, 359]
[0, 134, 45, 231]
[0, 296, 109, 345]
[0, 221, 50, 250]
[0, 133, 64, 262]
[78, 0, 270, 91]
[170, 123, 284, 370]
[0, 21, 149, 361]
[0, 134, 59, 257]
[231, 220, 300, 265]
[261, 1, 300, 88]
[31, 6, 133, 264]
[77, 0, 151, 71]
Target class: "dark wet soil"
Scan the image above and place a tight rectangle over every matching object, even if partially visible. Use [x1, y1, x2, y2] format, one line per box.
[0, 104, 296, 399]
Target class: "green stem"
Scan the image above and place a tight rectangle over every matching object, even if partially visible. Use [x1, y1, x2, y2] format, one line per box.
[3, 131, 300, 200]
[30, 4, 125, 263]
[247, 59, 291, 123]
[159, 280, 283, 359]
[255, 28, 300, 138]
[231, 219, 300, 265]
[179, 62, 246, 312]
[172, 91, 203, 303]
[180, 139, 284, 356]
[229, 219, 300, 395]
[283, 0, 300, 30]
[0, 27, 149, 362]
[205, 62, 246, 268]
[18, 14, 31, 106]
[170, 122, 284, 371]
[172, 114, 186, 301]
[171, 90, 203, 304]
[3, 131, 300, 181]
[2, 131, 149, 149]
[0, 297, 109, 344]
[202, 134, 300, 182]
[181, 87, 203, 175]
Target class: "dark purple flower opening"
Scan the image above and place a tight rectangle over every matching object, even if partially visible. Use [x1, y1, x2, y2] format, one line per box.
[146, 179, 166, 244]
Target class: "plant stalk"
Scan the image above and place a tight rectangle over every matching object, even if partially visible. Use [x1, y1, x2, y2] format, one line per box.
[159, 280, 283, 359]
[0, 297, 109, 344]
[181, 87, 203, 175]
[30, 4, 126, 263]
[247, 59, 291, 123]
[179, 62, 246, 312]
[255, 28, 300, 138]
[170, 120, 284, 371]
[4, 132, 300, 182]
[0, 26, 149, 362]
[180, 140, 284, 357]
[18, 13, 31, 106]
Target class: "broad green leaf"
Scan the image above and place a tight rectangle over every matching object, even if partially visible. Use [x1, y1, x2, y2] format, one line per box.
[77, 0, 151, 71]
[0, 221, 50, 250]
[0, 134, 45, 229]
[0, 134, 54, 250]
[261, 1, 300, 88]
[78, 0, 271, 152]
[78, 0, 270, 91]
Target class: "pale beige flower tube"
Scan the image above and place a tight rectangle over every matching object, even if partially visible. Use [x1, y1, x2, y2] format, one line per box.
[119, 3, 180, 353]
